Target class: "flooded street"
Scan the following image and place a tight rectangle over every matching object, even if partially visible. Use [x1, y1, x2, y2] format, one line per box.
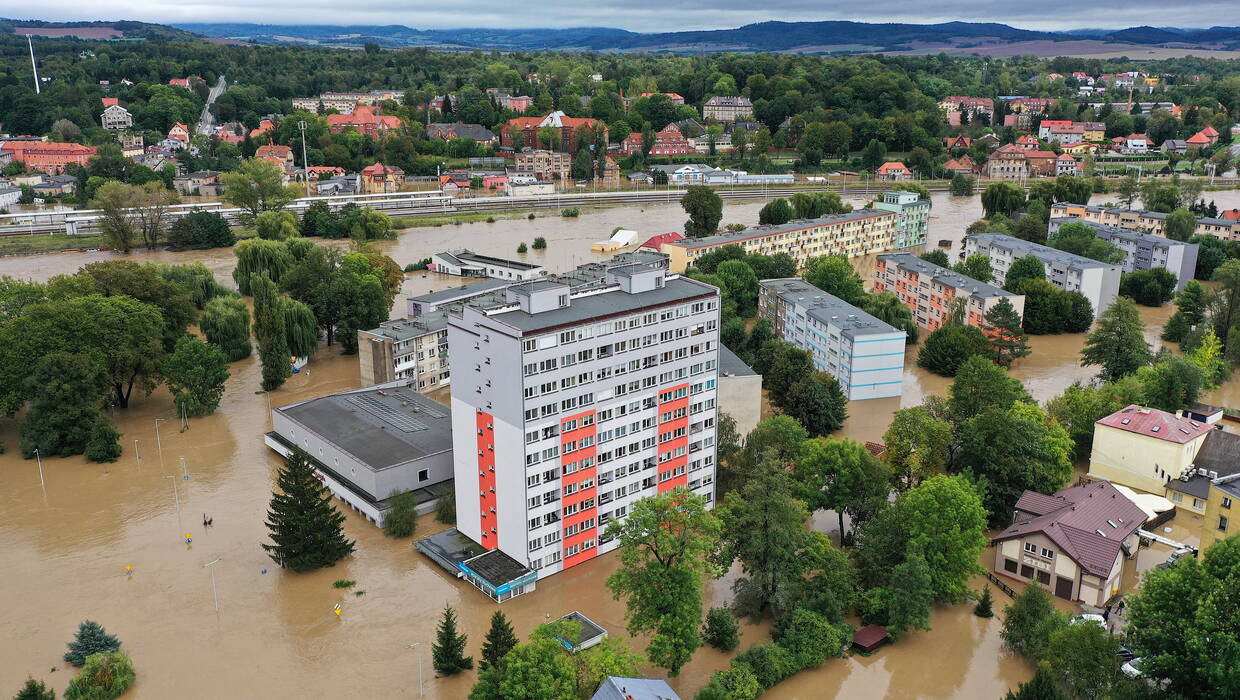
[3, 189, 1240, 698]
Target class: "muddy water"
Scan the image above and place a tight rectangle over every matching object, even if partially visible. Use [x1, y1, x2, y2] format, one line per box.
[3, 191, 1240, 699]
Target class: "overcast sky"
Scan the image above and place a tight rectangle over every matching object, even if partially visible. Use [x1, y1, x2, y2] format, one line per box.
[20, 2, 1240, 33]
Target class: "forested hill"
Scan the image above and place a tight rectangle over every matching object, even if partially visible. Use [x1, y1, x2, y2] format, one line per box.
[172, 23, 635, 51]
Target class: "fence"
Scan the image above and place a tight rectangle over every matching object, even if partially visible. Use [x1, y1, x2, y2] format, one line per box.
[985, 572, 1017, 599]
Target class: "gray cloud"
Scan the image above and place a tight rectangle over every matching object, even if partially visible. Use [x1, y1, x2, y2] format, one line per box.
[20, 1, 1240, 33]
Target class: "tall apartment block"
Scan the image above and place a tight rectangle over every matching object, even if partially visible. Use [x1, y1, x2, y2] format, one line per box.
[758, 278, 906, 400]
[1050, 203, 1240, 242]
[448, 263, 721, 579]
[873, 191, 931, 248]
[1048, 217, 1199, 290]
[873, 252, 1025, 330]
[964, 233, 1121, 317]
[665, 208, 897, 273]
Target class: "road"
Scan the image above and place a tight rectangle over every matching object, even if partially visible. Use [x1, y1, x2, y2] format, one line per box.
[196, 75, 227, 135]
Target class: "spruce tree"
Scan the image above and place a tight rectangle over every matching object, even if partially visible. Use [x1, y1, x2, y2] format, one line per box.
[13, 678, 55, 700]
[64, 620, 121, 667]
[1081, 297, 1152, 382]
[479, 610, 519, 670]
[262, 447, 355, 572]
[432, 605, 473, 675]
[974, 585, 994, 618]
[984, 297, 1031, 367]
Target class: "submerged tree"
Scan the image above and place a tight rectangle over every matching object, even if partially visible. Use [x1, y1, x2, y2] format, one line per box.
[262, 447, 355, 571]
[64, 620, 121, 667]
[432, 605, 474, 675]
[479, 610, 519, 671]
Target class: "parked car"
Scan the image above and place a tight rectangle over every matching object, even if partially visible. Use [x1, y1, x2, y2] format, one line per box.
[1121, 657, 1147, 679]
[1116, 645, 1137, 662]
[1069, 613, 1106, 628]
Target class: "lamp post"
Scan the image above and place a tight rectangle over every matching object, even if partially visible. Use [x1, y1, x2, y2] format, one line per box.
[161, 474, 183, 532]
[133, 439, 140, 471]
[202, 558, 222, 611]
[405, 642, 424, 697]
[299, 120, 311, 198]
[154, 418, 167, 471]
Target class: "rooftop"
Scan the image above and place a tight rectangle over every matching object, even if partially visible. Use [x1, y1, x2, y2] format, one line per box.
[1050, 218, 1188, 250]
[968, 233, 1121, 271]
[878, 252, 1015, 300]
[1096, 404, 1213, 444]
[411, 278, 522, 306]
[718, 345, 758, 378]
[668, 209, 891, 250]
[554, 611, 607, 652]
[440, 249, 544, 272]
[275, 383, 452, 470]
[1165, 429, 1240, 499]
[478, 275, 717, 334]
[997, 481, 1148, 578]
[591, 677, 681, 700]
[761, 278, 902, 339]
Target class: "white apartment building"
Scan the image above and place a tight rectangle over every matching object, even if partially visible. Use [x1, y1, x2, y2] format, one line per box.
[964, 233, 1121, 318]
[357, 315, 451, 389]
[874, 252, 1025, 330]
[448, 264, 720, 579]
[758, 278, 906, 400]
[100, 104, 133, 130]
[1048, 217, 1199, 290]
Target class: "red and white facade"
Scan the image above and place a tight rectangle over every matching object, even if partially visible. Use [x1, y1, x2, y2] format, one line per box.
[448, 266, 720, 578]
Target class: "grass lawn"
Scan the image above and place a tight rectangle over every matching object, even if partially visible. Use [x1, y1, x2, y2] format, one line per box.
[0, 232, 108, 256]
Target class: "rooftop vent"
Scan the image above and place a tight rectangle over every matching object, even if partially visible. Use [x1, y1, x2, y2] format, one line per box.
[1107, 519, 1117, 528]
[1152, 426, 1161, 432]
[1096, 529, 1107, 537]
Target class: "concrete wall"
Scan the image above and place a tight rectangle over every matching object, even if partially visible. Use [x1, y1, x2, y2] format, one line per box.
[718, 373, 762, 438]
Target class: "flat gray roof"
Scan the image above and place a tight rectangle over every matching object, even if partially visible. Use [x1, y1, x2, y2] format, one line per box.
[452, 249, 543, 271]
[761, 278, 902, 338]
[276, 384, 451, 470]
[1049, 218, 1184, 249]
[367, 312, 449, 340]
[968, 233, 1119, 270]
[482, 276, 716, 334]
[718, 345, 758, 377]
[878, 252, 1015, 300]
[411, 278, 519, 305]
[668, 209, 891, 250]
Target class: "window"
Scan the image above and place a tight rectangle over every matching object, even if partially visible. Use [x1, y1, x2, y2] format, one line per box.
[1023, 542, 1037, 554]
[418, 469, 429, 482]
[1224, 497, 1233, 510]
[1036, 570, 1050, 585]
[1170, 491, 1183, 503]
[1193, 498, 1205, 510]
[1004, 558, 1018, 574]
[1020, 564, 1034, 579]
[1040, 547, 1054, 559]
[1220, 516, 1230, 533]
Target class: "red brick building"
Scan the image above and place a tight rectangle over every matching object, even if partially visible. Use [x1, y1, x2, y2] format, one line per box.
[499, 111, 606, 154]
[621, 123, 695, 156]
[1, 141, 97, 174]
[326, 106, 403, 137]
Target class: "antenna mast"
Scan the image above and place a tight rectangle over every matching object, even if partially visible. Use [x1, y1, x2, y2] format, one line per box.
[27, 35, 41, 94]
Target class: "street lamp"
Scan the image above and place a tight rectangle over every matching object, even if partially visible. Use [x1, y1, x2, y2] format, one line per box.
[298, 120, 311, 198]
[202, 558, 222, 611]
[33, 447, 45, 490]
[161, 474, 183, 532]
[405, 642, 424, 697]
[133, 439, 140, 471]
[154, 418, 167, 471]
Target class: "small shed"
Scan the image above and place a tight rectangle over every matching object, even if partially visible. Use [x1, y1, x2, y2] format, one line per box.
[853, 624, 889, 653]
[553, 611, 608, 653]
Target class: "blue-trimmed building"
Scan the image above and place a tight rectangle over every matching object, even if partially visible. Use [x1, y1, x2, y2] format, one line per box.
[758, 278, 907, 400]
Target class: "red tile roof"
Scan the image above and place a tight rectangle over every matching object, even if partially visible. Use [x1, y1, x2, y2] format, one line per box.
[639, 232, 685, 252]
[1202, 125, 1219, 137]
[101, 97, 119, 107]
[256, 145, 293, 159]
[1096, 404, 1212, 444]
[876, 161, 909, 174]
[1186, 132, 1211, 145]
[996, 481, 1148, 577]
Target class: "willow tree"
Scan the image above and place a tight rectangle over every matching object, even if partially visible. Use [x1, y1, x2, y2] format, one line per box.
[201, 295, 252, 361]
[280, 297, 319, 358]
[234, 239, 294, 295]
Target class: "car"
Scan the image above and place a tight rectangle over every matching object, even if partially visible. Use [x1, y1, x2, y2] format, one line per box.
[1121, 657, 1146, 679]
[1069, 613, 1107, 628]
[1116, 645, 1137, 662]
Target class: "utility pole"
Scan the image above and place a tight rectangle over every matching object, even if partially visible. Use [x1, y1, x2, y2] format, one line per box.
[155, 418, 167, 472]
[299, 120, 311, 197]
[26, 35, 40, 94]
[202, 558, 223, 612]
[405, 643, 424, 697]
[161, 474, 183, 533]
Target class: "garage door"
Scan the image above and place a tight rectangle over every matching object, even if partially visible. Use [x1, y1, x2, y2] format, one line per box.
[1055, 575, 1074, 600]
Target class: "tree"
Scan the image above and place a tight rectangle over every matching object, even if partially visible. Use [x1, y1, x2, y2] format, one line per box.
[1004, 254, 1046, 291]
[917, 323, 989, 377]
[781, 373, 848, 437]
[862, 291, 918, 343]
[1045, 383, 1125, 458]
[85, 415, 123, 463]
[714, 260, 759, 317]
[532, 237, 547, 250]
[790, 191, 849, 220]
[161, 336, 229, 417]
[64, 620, 121, 667]
[860, 139, 887, 169]
[1045, 622, 1125, 699]
[1120, 268, 1178, 306]
[479, 611, 519, 671]
[90, 181, 140, 253]
[251, 274, 291, 391]
[20, 352, 110, 460]
[605, 489, 720, 675]
[1048, 222, 1125, 263]
[280, 297, 319, 358]
[802, 254, 865, 305]
[234, 239, 294, 294]
[885, 553, 934, 641]
[981, 182, 1026, 218]
[772, 608, 849, 670]
[883, 406, 952, 491]
[469, 629, 577, 700]
[1162, 280, 1208, 343]
[1188, 328, 1230, 388]
[974, 585, 994, 618]
[1124, 534, 1240, 698]
[255, 210, 300, 241]
[168, 211, 235, 249]
[1165, 207, 1198, 242]
[702, 607, 740, 652]
[759, 342, 814, 403]
[984, 297, 1030, 367]
[63, 651, 135, 700]
[854, 475, 987, 604]
[1116, 174, 1139, 208]
[201, 295, 252, 361]
[77, 260, 196, 350]
[948, 355, 1031, 422]
[795, 437, 890, 542]
[1136, 356, 1204, 413]
[221, 158, 299, 225]
[12, 678, 55, 700]
[955, 404, 1073, 527]
[1081, 297, 1152, 382]
[433, 605, 474, 675]
[717, 459, 813, 618]
[571, 148, 593, 180]
[382, 489, 418, 538]
[697, 664, 762, 700]
[681, 186, 723, 237]
[1001, 584, 1064, 660]
[950, 172, 975, 196]
[348, 207, 396, 244]
[953, 254, 993, 283]
[1002, 667, 1068, 700]
[262, 447, 355, 572]
[919, 249, 950, 267]
[758, 198, 793, 225]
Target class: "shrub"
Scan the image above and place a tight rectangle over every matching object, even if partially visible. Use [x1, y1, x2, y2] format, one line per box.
[733, 642, 798, 689]
[527, 213, 535, 220]
[702, 606, 740, 652]
[517, 242, 528, 253]
[383, 490, 418, 538]
[332, 579, 356, 589]
[63, 651, 134, 700]
[532, 236, 547, 250]
[435, 491, 456, 524]
[486, 216, 495, 223]
[64, 621, 121, 667]
[560, 207, 580, 217]
[84, 417, 122, 463]
[974, 585, 994, 618]
[167, 211, 235, 250]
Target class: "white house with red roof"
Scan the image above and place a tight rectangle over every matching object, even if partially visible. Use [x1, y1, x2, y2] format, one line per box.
[167, 122, 190, 142]
[1055, 153, 1079, 176]
[875, 162, 911, 181]
[1087, 404, 1215, 494]
[992, 481, 1146, 606]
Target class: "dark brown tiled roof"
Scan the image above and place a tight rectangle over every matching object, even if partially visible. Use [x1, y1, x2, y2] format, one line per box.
[995, 482, 1147, 578]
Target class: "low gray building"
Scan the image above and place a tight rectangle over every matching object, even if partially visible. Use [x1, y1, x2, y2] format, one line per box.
[718, 346, 762, 438]
[430, 249, 546, 280]
[265, 381, 454, 526]
[1049, 217, 1198, 290]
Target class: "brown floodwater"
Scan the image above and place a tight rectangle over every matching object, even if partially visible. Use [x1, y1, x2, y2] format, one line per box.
[3, 190, 1240, 699]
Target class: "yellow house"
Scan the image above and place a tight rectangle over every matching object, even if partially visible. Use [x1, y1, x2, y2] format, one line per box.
[992, 482, 1147, 606]
[1087, 405, 1213, 495]
[1163, 428, 1240, 551]
[1062, 142, 1099, 155]
[1199, 477, 1238, 551]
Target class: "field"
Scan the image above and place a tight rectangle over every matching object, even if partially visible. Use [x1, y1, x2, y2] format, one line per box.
[13, 26, 124, 39]
[882, 39, 1240, 59]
